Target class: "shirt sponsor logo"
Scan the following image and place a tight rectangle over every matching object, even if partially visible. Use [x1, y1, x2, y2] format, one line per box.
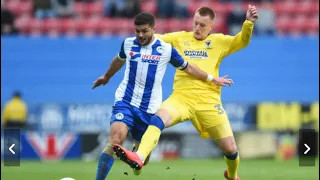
[141, 54, 161, 65]
[183, 50, 208, 59]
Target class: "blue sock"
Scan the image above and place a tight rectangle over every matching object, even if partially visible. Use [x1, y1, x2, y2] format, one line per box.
[95, 153, 114, 180]
[225, 151, 238, 160]
[150, 115, 165, 131]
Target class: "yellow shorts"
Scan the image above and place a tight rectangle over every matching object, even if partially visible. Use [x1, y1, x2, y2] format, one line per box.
[160, 93, 233, 139]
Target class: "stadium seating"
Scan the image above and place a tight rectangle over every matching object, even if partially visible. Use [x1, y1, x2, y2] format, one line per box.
[4, 0, 319, 36]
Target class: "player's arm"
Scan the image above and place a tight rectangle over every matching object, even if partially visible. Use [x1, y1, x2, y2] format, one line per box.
[222, 5, 258, 56]
[155, 31, 185, 45]
[92, 40, 127, 89]
[170, 47, 233, 86]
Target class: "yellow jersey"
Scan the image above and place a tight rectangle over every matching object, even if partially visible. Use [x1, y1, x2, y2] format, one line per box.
[157, 20, 254, 102]
[2, 97, 27, 123]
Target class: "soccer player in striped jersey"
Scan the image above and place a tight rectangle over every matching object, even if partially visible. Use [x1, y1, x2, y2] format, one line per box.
[92, 12, 233, 180]
[112, 6, 259, 180]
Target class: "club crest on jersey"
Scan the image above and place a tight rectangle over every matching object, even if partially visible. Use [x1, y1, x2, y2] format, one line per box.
[156, 46, 164, 54]
[205, 40, 212, 49]
[115, 113, 124, 120]
[183, 50, 208, 59]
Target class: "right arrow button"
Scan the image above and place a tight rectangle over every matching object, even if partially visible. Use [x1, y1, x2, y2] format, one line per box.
[304, 143, 310, 155]
[299, 129, 317, 166]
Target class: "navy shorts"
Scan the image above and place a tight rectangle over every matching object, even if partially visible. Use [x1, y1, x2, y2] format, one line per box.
[110, 101, 154, 142]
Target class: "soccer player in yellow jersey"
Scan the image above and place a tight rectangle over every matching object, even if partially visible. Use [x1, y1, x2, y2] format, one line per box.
[113, 5, 259, 180]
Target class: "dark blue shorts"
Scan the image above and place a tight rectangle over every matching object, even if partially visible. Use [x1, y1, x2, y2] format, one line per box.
[110, 101, 154, 142]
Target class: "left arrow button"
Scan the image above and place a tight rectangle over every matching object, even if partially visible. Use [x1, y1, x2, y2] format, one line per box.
[9, 144, 15, 154]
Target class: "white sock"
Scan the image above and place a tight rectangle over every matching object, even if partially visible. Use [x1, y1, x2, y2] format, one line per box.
[136, 152, 145, 162]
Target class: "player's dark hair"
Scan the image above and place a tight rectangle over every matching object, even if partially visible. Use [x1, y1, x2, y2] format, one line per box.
[196, 7, 216, 20]
[134, 12, 155, 27]
[13, 91, 21, 98]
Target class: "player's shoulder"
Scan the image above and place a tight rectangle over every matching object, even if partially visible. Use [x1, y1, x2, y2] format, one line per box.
[207, 33, 231, 41]
[155, 37, 173, 52]
[175, 31, 193, 38]
[122, 36, 136, 44]
[163, 31, 190, 38]
[156, 37, 172, 47]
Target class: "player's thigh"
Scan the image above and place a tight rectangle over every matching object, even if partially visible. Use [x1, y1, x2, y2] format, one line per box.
[109, 101, 134, 144]
[206, 122, 237, 155]
[160, 94, 192, 127]
[195, 103, 232, 139]
[212, 130, 237, 155]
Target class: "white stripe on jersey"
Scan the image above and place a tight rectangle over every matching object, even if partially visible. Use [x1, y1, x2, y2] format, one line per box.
[114, 36, 185, 114]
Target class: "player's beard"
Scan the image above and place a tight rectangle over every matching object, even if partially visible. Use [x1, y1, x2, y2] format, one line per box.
[139, 35, 152, 45]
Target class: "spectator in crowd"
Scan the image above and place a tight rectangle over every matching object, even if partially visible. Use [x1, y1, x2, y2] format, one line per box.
[2, 91, 28, 129]
[122, 0, 140, 18]
[157, 0, 175, 18]
[52, 0, 76, 18]
[104, 0, 125, 17]
[220, 0, 268, 2]
[104, 0, 140, 18]
[174, 0, 189, 19]
[1, 0, 18, 35]
[76, 0, 97, 2]
[226, 3, 246, 35]
[219, 0, 242, 2]
[255, 0, 275, 35]
[33, 0, 56, 19]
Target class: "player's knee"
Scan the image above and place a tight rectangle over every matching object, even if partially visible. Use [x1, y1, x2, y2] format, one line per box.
[223, 145, 238, 156]
[110, 134, 124, 145]
[150, 114, 165, 131]
[224, 150, 239, 160]
[156, 109, 172, 127]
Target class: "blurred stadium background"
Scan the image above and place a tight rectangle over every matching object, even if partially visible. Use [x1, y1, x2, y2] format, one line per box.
[1, 0, 319, 180]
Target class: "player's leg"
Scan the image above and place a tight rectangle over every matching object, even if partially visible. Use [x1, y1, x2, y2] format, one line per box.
[207, 124, 239, 180]
[95, 102, 133, 180]
[131, 142, 151, 175]
[132, 142, 151, 166]
[195, 103, 240, 180]
[113, 94, 192, 170]
[136, 94, 192, 163]
[95, 122, 128, 180]
[127, 108, 155, 175]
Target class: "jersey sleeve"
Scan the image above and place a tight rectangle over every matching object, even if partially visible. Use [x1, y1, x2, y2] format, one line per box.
[220, 20, 254, 59]
[117, 39, 127, 61]
[169, 47, 188, 70]
[155, 31, 185, 46]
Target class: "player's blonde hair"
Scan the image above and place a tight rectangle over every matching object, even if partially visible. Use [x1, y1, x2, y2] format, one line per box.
[196, 7, 216, 20]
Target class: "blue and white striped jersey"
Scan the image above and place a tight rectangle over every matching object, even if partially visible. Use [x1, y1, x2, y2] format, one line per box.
[114, 37, 188, 114]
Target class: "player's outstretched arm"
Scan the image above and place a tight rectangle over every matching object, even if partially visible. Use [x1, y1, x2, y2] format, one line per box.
[170, 47, 233, 86]
[224, 4, 259, 55]
[183, 63, 234, 87]
[92, 56, 125, 89]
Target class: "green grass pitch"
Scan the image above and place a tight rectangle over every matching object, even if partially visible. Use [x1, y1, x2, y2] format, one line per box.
[2, 158, 318, 180]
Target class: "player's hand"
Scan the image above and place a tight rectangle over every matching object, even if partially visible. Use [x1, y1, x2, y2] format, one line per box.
[212, 75, 234, 87]
[92, 76, 109, 89]
[246, 4, 259, 23]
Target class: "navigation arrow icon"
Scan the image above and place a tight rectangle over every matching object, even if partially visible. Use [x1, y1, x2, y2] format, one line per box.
[9, 144, 15, 154]
[304, 143, 310, 155]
